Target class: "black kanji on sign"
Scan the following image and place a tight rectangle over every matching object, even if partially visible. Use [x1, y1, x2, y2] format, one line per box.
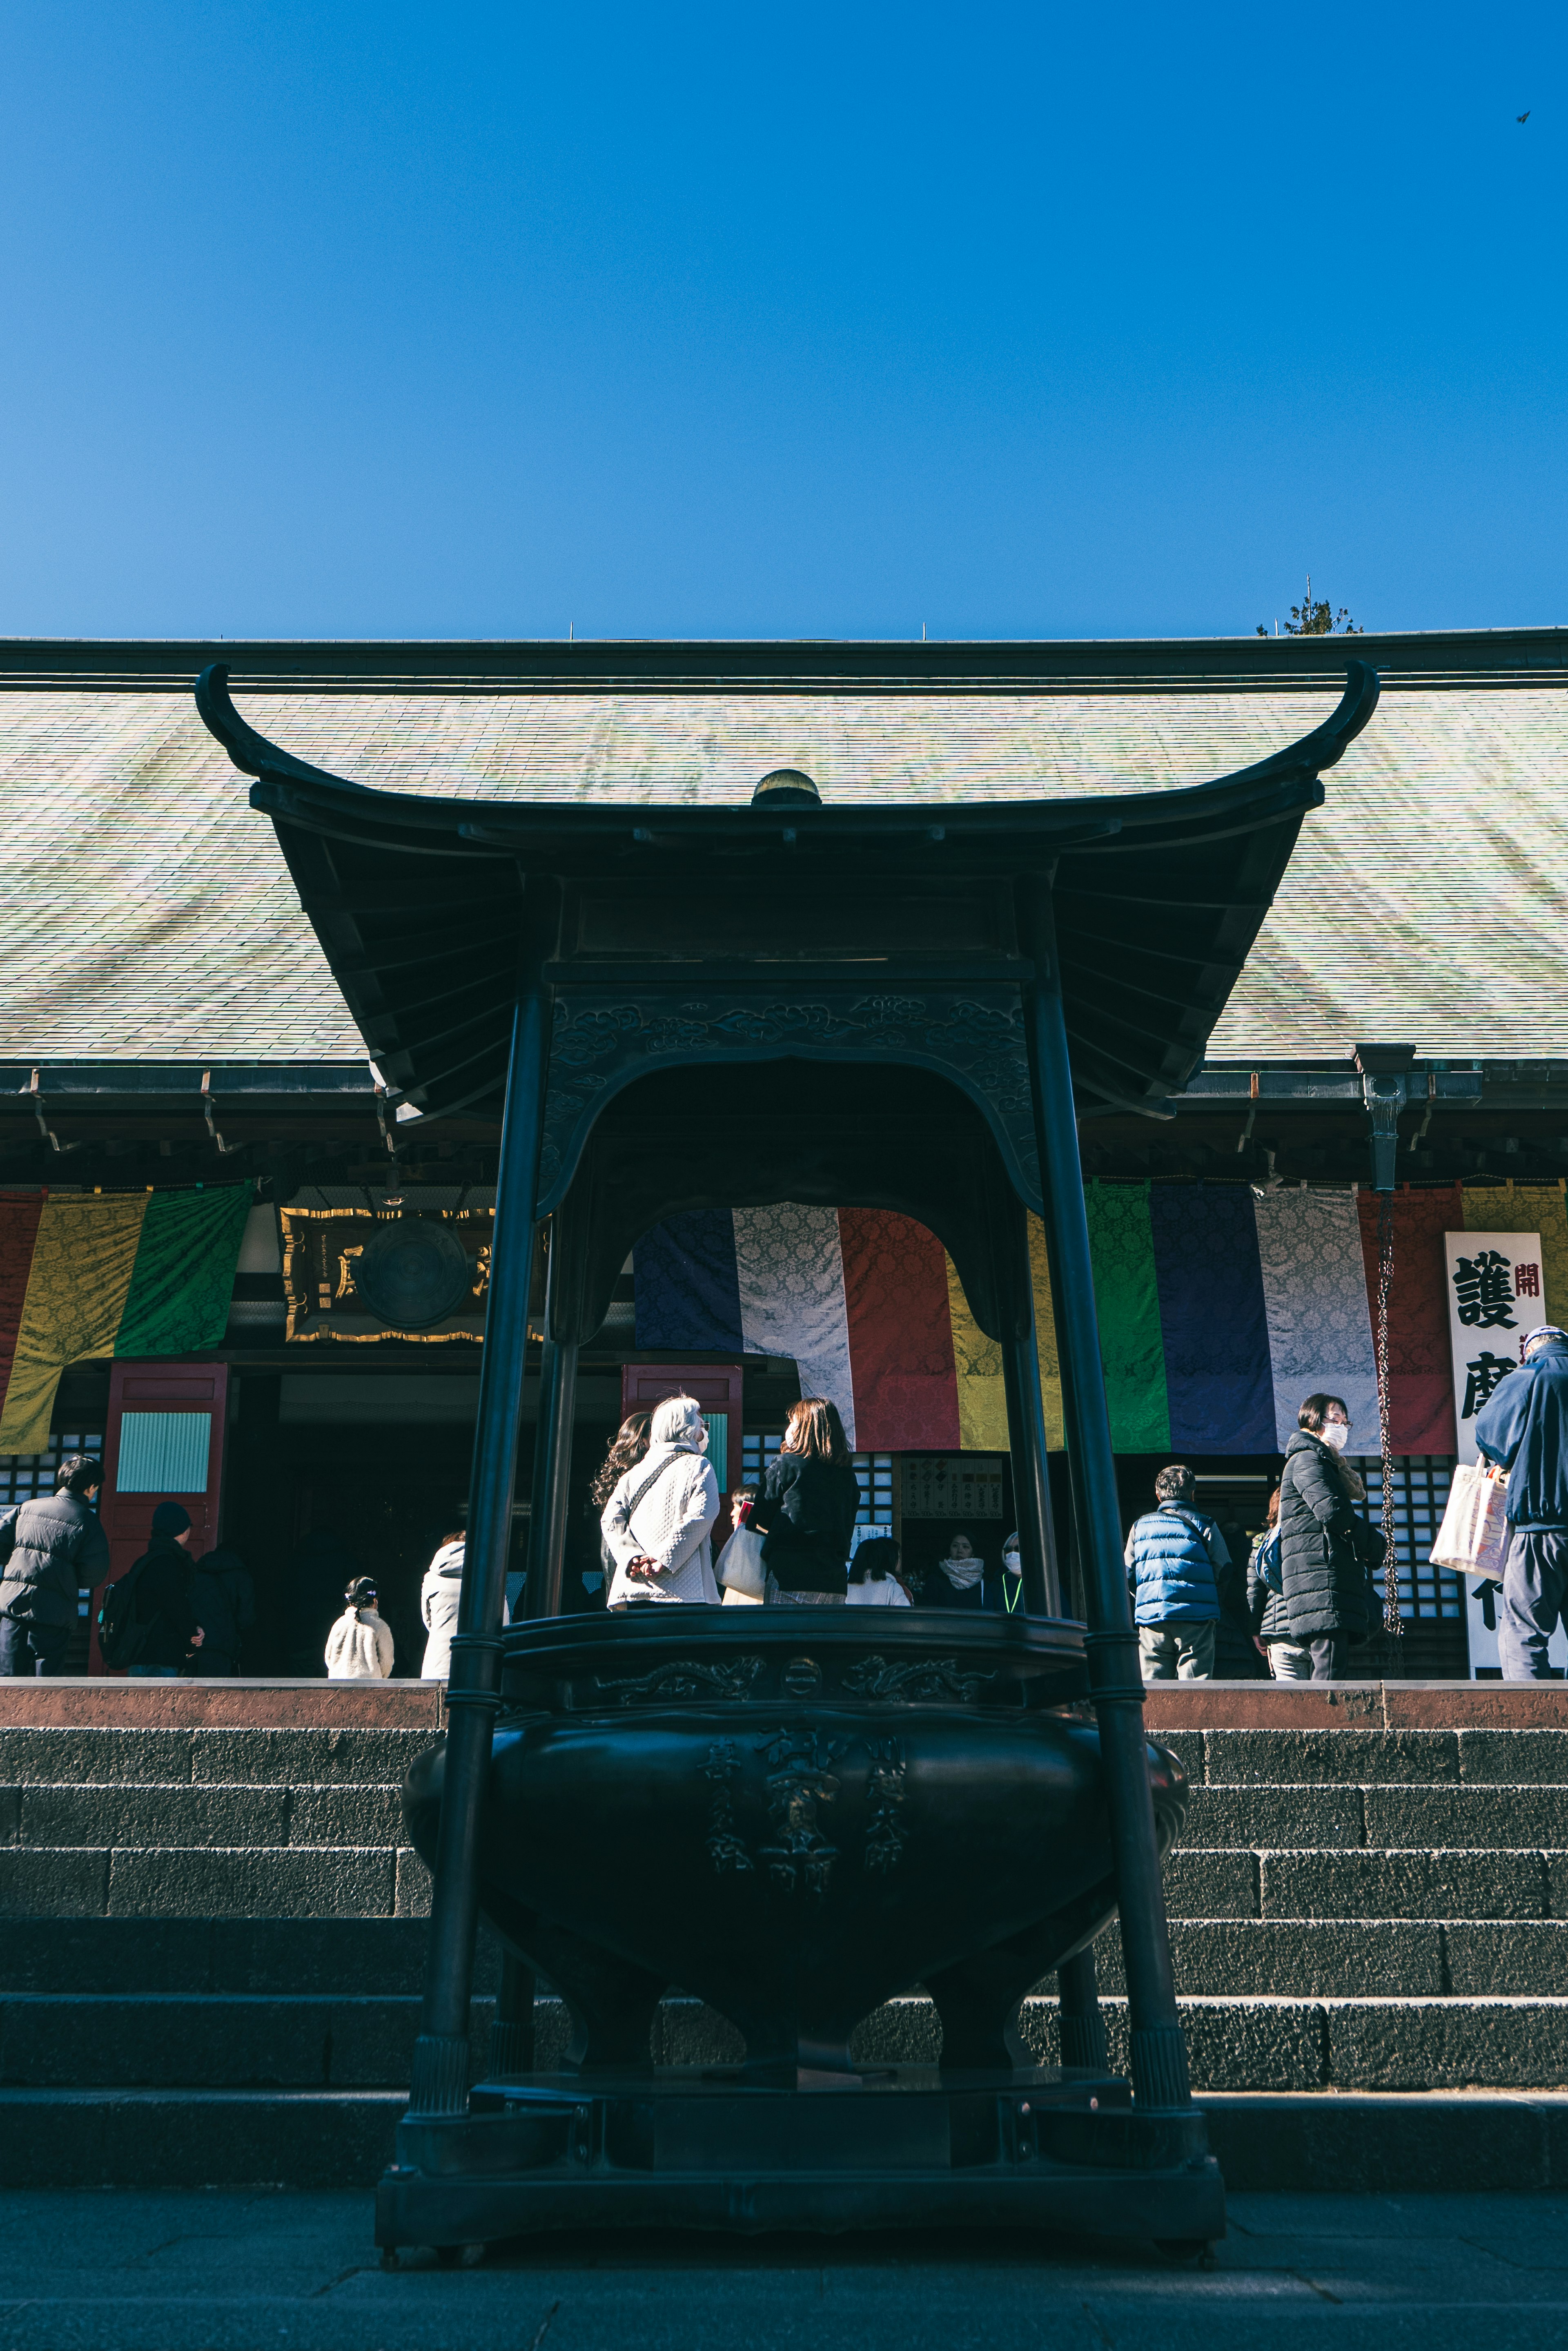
[1462, 1351, 1517, 1420]
[1452, 1249, 1518, 1329]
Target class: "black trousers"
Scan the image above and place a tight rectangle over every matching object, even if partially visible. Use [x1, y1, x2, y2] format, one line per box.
[0, 1614, 69, 1676]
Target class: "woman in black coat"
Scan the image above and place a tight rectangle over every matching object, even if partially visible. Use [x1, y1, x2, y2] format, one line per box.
[749, 1398, 862, 1604]
[1278, 1393, 1374, 1680]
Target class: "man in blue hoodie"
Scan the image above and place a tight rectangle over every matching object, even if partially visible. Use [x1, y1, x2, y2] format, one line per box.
[1124, 1463, 1227, 1680]
[1474, 1323, 1568, 1680]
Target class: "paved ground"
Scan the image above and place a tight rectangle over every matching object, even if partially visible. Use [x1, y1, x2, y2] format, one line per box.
[1, 2191, 1566, 2349]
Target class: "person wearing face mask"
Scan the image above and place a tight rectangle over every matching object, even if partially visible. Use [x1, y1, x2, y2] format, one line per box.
[987, 1530, 1027, 1615]
[1277, 1393, 1373, 1680]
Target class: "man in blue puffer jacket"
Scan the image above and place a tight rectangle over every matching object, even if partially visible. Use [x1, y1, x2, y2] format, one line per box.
[1474, 1323, 1568, 1680]
[1124, 1463, 1228, 1680]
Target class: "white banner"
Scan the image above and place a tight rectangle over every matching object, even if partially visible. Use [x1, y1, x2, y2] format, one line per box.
[1443, 1231, 1544, 1468]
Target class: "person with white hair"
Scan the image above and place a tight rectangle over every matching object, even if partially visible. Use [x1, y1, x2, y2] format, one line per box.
[600, 1393, 722, 1607]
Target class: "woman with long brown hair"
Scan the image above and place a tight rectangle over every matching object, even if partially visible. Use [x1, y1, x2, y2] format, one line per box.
[748, 1396, 862, 1606]
[591, 1412, 652, 1511]
[590, 1411, 651, 1590]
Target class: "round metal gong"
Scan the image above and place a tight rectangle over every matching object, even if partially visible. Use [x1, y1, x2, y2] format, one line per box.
[354, 1217, 473, 1329]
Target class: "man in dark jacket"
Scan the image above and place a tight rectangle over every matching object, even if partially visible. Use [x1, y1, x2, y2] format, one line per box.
[0, 1454, 109, 1675]
[126, 1502, 205, 1677]
[1474, 1324, 1568, 1680]
[1124, 1464, 1226, 1679]
[187, 1545, 255, 1677]
[1278, 1393, 1371, 1680]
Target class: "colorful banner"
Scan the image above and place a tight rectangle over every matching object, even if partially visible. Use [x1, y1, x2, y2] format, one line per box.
[1356, 1186, 1463, 1454]
[634, 1181, 1568, 1459]
[0, 1187, 251, 1455]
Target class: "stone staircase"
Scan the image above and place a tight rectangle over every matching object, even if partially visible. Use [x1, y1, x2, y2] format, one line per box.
[1, 1682, 1566, 2193]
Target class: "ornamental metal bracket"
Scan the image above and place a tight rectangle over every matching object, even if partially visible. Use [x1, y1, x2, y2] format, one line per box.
[200, 1070, 241, 1156]
[23, 1068, 80, 1154]
[1353, 1041, 1417, 1192]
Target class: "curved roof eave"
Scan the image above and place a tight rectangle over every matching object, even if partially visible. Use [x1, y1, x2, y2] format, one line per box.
[195, 660, 1379, 1124]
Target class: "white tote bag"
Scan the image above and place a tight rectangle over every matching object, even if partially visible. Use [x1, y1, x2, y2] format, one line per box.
[1430, 1462, 1512, 1580]
[715, 1521, 767, 1604]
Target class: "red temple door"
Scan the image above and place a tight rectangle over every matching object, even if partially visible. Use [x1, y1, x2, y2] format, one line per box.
[89, 1360, 230, 1673]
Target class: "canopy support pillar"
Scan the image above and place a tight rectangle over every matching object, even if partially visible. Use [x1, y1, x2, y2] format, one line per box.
[1020, 879, 1192, 2114]
[408, 979, 548, 2120]
[999, 1202, 1060, 1617]
[1057, 1947, 1108, 2071]
[524, 1219, 579, 1620]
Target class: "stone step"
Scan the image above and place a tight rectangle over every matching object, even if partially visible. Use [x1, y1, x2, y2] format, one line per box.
[16, 1776, 1568, 1862]
[1186, 1726, 1568, 1788]
[0, 1725, 433, 1787]
[2, 2078, 1566, 2194]
[0, 1780, 406, 1847]
[0, 1843, 428, 1918]
[1164, 1847, 1568, 1921]
[8, 1834, 1566, 1929]
[0, 1993, 496, 2088]
[1183, 1781, 1568, 1849]
[5, 1988, 1566, 2095]
[1107, 1916, 1568, 1998]
[0, 1916, 496, 1995]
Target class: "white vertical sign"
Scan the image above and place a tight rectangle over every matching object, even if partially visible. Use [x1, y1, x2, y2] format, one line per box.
[1443, 1231, 1544, 1468]
[1443, 1229, 1560, 1676]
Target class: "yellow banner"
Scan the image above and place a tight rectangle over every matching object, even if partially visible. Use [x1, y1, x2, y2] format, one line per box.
[0, 1195, 148, 1454]
[1462, 1181, 1568, 1327]
[944, 1252, 1009, 1451]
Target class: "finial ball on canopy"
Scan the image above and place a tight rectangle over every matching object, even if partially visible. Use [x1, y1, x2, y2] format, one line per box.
[752, 769, 821, 808]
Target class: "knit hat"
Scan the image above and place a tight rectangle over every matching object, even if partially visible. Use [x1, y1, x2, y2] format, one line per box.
[151, 1501, 192, 1537]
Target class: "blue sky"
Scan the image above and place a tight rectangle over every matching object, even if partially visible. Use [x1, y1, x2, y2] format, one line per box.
[0, 1, 1560, 639]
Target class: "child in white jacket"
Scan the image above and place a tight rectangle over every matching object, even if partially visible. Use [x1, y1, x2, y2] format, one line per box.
[325, 1577, 395, 1680]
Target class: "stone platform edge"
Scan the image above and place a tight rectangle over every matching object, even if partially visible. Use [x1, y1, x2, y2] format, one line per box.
[0, 1677, 1563, 1730]
[0, 1681, 445, 1728]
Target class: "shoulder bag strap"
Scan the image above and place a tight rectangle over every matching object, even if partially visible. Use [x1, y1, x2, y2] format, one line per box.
[1167, 1506, 1221, 1570]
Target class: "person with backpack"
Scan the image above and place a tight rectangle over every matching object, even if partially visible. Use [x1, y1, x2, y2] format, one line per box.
[600, 1394, 721, 1607]
[1124, 1463, 1227, 1679]
[1247, 1486, 1309, 1678]
[187, 1544, 255, 1677]
[112, 1502, 206, 1677]
[0, 1453, 109, 1675]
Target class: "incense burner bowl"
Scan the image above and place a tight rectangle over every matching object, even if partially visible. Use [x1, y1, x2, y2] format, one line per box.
[403, 1611, 1187, 2081]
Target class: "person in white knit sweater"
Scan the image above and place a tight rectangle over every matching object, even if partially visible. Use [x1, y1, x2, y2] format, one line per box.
[600, 1394, 721, 1608]
[325, 1577, 396, 1679]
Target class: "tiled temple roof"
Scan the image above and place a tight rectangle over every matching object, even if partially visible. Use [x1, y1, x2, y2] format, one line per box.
[2, 650, 1565, 1064]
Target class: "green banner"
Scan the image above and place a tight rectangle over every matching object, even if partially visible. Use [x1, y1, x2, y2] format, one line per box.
[1084, 1180, 1171, 1452]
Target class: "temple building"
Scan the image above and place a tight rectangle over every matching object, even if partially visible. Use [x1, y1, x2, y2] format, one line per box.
[2, 624, 1566, 1680]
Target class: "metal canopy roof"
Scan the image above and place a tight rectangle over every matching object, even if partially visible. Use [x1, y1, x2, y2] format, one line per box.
[196, 662, 1377, 1123]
